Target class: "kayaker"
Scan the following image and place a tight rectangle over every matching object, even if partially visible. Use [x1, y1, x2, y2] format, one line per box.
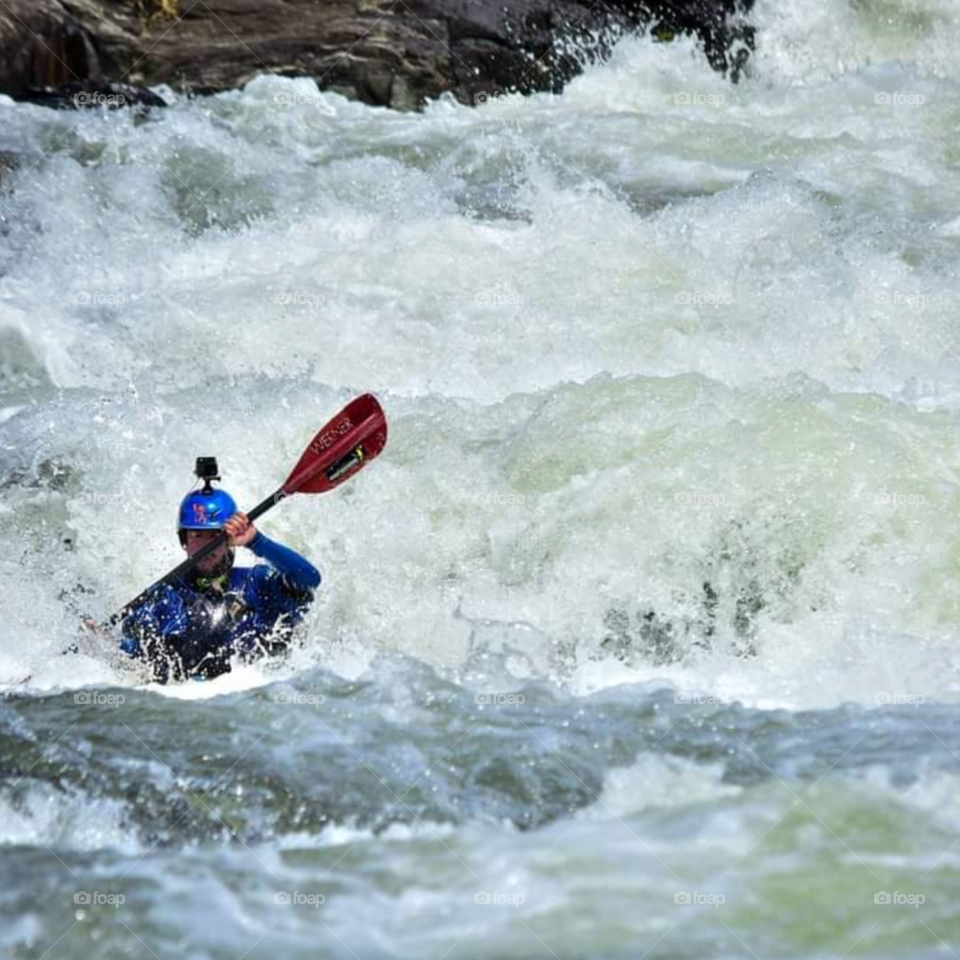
[119, 458, 320, 683]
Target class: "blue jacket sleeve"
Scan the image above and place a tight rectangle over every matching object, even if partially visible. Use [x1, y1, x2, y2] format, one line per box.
[249, 533, 321, 594]
[121, 597, 157, 659]
[119, 584, 187, 662]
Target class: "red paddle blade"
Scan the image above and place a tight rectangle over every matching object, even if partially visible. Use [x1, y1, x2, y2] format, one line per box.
[282, 393, 388, 496]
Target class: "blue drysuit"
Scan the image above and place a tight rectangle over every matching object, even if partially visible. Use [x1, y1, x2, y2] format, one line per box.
[120, 534, 320, 683]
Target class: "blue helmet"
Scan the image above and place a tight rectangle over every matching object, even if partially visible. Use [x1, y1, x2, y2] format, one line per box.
[178, 487, 238, 532]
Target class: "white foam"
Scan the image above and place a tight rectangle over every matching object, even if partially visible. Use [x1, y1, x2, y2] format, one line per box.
[146, 662, 281, 700]
[594, 754, 742, 820]
[0, 784, 138, 853]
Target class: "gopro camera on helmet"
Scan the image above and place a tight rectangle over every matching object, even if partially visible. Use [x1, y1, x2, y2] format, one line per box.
[195, 457, 220, 493]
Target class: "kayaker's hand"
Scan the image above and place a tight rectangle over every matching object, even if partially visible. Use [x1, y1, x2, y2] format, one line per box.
[224, 512, 258, 548]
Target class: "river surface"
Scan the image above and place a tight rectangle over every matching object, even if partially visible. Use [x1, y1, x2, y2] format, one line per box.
[2, 0, 960, 956]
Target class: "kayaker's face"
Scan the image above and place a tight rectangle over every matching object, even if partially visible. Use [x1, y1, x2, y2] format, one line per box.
[184, 529, 229, 575]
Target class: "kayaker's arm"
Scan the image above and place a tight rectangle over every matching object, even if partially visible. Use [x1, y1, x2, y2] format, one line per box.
[248, 532, 321, 593]
[119, 606, 153, 660]
[117, 585, 188, 684]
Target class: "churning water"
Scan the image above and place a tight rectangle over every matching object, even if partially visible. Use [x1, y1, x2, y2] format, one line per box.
[2, 0, 960, 956]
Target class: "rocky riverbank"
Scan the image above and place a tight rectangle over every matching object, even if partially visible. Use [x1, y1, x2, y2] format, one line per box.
[1, 0, 753, 110]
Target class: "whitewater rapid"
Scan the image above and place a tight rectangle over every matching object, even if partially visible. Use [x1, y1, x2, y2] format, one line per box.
[5, 3, 960, 959]
[1, 1, 960, 709]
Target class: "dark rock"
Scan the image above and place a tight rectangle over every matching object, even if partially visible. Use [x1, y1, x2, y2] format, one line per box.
[0, 0, 754, 111]
[10, 80, 169, 110]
